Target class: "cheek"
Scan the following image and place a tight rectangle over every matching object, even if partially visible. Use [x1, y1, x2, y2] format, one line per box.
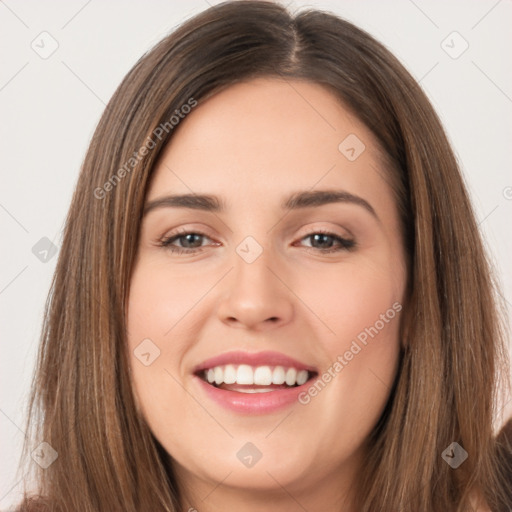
[294, 260, 403, 452]
[126, 260, 208, 348]
[297, 256, 404, 352]
[126, 265, 210, 442]
[125, 263, 191, 414]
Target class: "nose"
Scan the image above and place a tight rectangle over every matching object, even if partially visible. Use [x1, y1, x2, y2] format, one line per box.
[216, 246, 294, 331]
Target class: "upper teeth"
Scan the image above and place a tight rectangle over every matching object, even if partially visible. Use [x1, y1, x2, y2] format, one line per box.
[204, 365, 309, 386]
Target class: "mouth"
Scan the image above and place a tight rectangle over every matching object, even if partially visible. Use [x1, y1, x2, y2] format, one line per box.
[192, 351, 318, 414]
[195, 364, 317, 393]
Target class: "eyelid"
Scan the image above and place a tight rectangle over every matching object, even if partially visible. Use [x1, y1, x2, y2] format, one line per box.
[159, 223, 351, 244]
[295, 222, 353, 239]
[159, 225, 216, 241]
[158, 227, 217, 247]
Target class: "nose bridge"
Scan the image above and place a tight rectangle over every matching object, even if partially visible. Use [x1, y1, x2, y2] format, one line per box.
[233, 237, 275, 296]
[216, 234, 294, 329]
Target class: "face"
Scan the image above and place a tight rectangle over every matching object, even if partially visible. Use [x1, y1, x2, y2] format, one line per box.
[127, 78, 407, 507]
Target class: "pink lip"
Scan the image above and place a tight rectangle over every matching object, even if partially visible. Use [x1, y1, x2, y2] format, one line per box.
[192, 350, 318, 414]
[193, 350, 317, 373]
[194, 376, 316, 414]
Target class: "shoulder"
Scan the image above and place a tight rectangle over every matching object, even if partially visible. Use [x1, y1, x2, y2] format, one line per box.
[11, 497, 51, 512]
[468, 418, 512, 512]
[497, 416, 512, 445]
[496, 416, 512, 475]
[468, 495, 491, 512]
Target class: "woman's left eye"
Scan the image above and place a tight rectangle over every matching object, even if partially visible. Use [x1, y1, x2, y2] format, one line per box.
[159, 230, 355, 255]
[299, 231, 355, 253]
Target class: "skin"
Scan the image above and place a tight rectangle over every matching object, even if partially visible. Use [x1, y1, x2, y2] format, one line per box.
[127, 77, 408, 511]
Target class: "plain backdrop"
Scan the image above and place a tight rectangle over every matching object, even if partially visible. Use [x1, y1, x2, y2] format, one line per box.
[1, 0, 511, 508]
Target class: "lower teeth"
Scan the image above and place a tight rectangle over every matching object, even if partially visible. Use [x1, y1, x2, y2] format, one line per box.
[212, 383, 297, 391]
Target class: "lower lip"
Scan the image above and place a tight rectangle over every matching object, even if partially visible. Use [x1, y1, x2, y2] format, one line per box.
[194, 376, 315, 414]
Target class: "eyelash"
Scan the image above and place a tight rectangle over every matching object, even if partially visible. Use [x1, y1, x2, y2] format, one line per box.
[158, 228, 355, 255]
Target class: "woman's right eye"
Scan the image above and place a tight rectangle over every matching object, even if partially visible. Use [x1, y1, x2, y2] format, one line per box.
[159, 231, 213, 254]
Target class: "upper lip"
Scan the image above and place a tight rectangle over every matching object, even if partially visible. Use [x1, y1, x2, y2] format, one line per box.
[193, 350, 318, 374]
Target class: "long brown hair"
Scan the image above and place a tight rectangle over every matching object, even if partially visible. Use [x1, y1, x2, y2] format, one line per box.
[16, 1, 511, 510]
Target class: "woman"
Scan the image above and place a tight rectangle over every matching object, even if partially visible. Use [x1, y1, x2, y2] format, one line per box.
[16, 1, 512, 510]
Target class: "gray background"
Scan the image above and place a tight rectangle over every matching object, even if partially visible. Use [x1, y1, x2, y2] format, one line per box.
[1, 0, 511, 507]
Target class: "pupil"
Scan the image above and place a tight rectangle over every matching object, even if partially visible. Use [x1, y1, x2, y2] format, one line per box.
[313, 234, 333, 248]
[183, 234, 201, 247]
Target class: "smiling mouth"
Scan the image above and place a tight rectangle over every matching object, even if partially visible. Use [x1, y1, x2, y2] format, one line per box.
[196, 364, 318, 393]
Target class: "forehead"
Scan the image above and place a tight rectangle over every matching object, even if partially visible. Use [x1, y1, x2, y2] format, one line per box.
[147, 77, 390, 210]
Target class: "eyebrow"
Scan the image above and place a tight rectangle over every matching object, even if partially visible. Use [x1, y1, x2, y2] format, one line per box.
[143, 189, 378, 219]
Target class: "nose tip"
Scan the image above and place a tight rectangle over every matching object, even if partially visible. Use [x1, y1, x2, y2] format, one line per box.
[217, 253, 294, 331]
